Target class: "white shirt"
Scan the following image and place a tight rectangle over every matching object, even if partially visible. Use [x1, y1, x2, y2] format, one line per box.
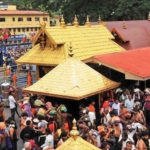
[88, 112, 96, 124]
[120, 94, 128, 102]
[122, 140, 135, 150]
[119, 134, 135, 149]
[112, 103, 120, 115]
[8, 95, 16, 109]
[131, 122, 143, 131]
[125, 99, 134, 111]
[104, 113, 111, 125]
[41, 134, 54, 149]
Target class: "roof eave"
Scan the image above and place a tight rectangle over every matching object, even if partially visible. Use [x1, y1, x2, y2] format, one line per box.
[24, 83, 120, 100]
[93, 58, 149, 81]
[15, 60, 58, 66]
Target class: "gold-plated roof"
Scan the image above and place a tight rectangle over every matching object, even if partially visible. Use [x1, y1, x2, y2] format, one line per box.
[56, 135, 100, 150]
[24, 57, 119, 100]
[15, 44, 66, 66]
[16, 24, 124, 66]
[56, 119, 101, 150]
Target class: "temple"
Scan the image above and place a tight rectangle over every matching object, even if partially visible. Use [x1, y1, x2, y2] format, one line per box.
[16, 16, 124, 77]
[24, 53, 119, 100]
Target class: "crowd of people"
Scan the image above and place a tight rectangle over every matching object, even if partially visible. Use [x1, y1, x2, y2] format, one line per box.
[0, 28, 37, 45]
[0, 45, 32, 72]
[4, 45, 32, 61]
[0, 29, 11, 44]
[0, 86, 150, 150]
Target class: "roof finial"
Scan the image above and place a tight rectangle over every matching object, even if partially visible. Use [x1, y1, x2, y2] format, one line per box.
[68, 42, 74, 57]
[70, 119, 79, 140]
[74, 15, 79, 27]
[61, 15, 65, 27]
[86, 15, 91, 27]
[148, 12, 150, 21]
[98, 15, 101, 25]
[122, 21, 127, 29]
[40, 22, 46, 30]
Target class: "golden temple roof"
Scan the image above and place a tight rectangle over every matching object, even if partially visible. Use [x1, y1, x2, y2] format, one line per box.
[57, 134, 100, 150]
[16, 24, 124, 66]
[56, 119, 101, 150]
[24, 57, 119, 100]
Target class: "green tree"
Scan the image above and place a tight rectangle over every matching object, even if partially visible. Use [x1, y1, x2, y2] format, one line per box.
[31, 0, 65, 17]
[6, 0, 150, 23]
[13, 0, 33, 10]
[111, 0, 150, 20]
[62, 0, 150, 23]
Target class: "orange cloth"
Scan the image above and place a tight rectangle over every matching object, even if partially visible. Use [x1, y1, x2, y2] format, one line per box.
[89, 104, 95, 112]
[49, 122, 57, 135]
[27, 75, 32, 86]
[65, 122, 69, 133]
[6, 68, 10, 75]
[22, 37, 27, 43]
[31, 108, 36, 117]
[102, 101, 110, 108]
[13, 74, 17, 86]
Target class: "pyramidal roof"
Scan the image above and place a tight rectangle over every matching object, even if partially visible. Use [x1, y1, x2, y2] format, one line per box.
[16, 24, 124, 66]
[24, 57, 119, 100]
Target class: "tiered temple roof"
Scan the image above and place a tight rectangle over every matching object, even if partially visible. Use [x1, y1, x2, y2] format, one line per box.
[16, 16, 124, 66]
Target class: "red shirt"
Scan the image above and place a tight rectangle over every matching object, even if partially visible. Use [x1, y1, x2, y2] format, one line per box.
[4, 33, 8, 39]
[89, 104, 95, 112]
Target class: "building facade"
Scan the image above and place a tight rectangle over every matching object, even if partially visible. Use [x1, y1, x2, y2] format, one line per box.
[0, 5, 50, 35]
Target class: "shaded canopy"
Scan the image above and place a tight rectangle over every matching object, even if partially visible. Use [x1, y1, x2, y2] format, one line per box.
[16, 24, 124, 66]
[24, 57, 119, 100]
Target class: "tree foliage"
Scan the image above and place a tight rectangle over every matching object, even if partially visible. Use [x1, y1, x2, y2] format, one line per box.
[3, 0, 150, 23]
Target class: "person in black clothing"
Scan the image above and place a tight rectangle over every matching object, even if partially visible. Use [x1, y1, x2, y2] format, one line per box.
[20, 120, 35, 142]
